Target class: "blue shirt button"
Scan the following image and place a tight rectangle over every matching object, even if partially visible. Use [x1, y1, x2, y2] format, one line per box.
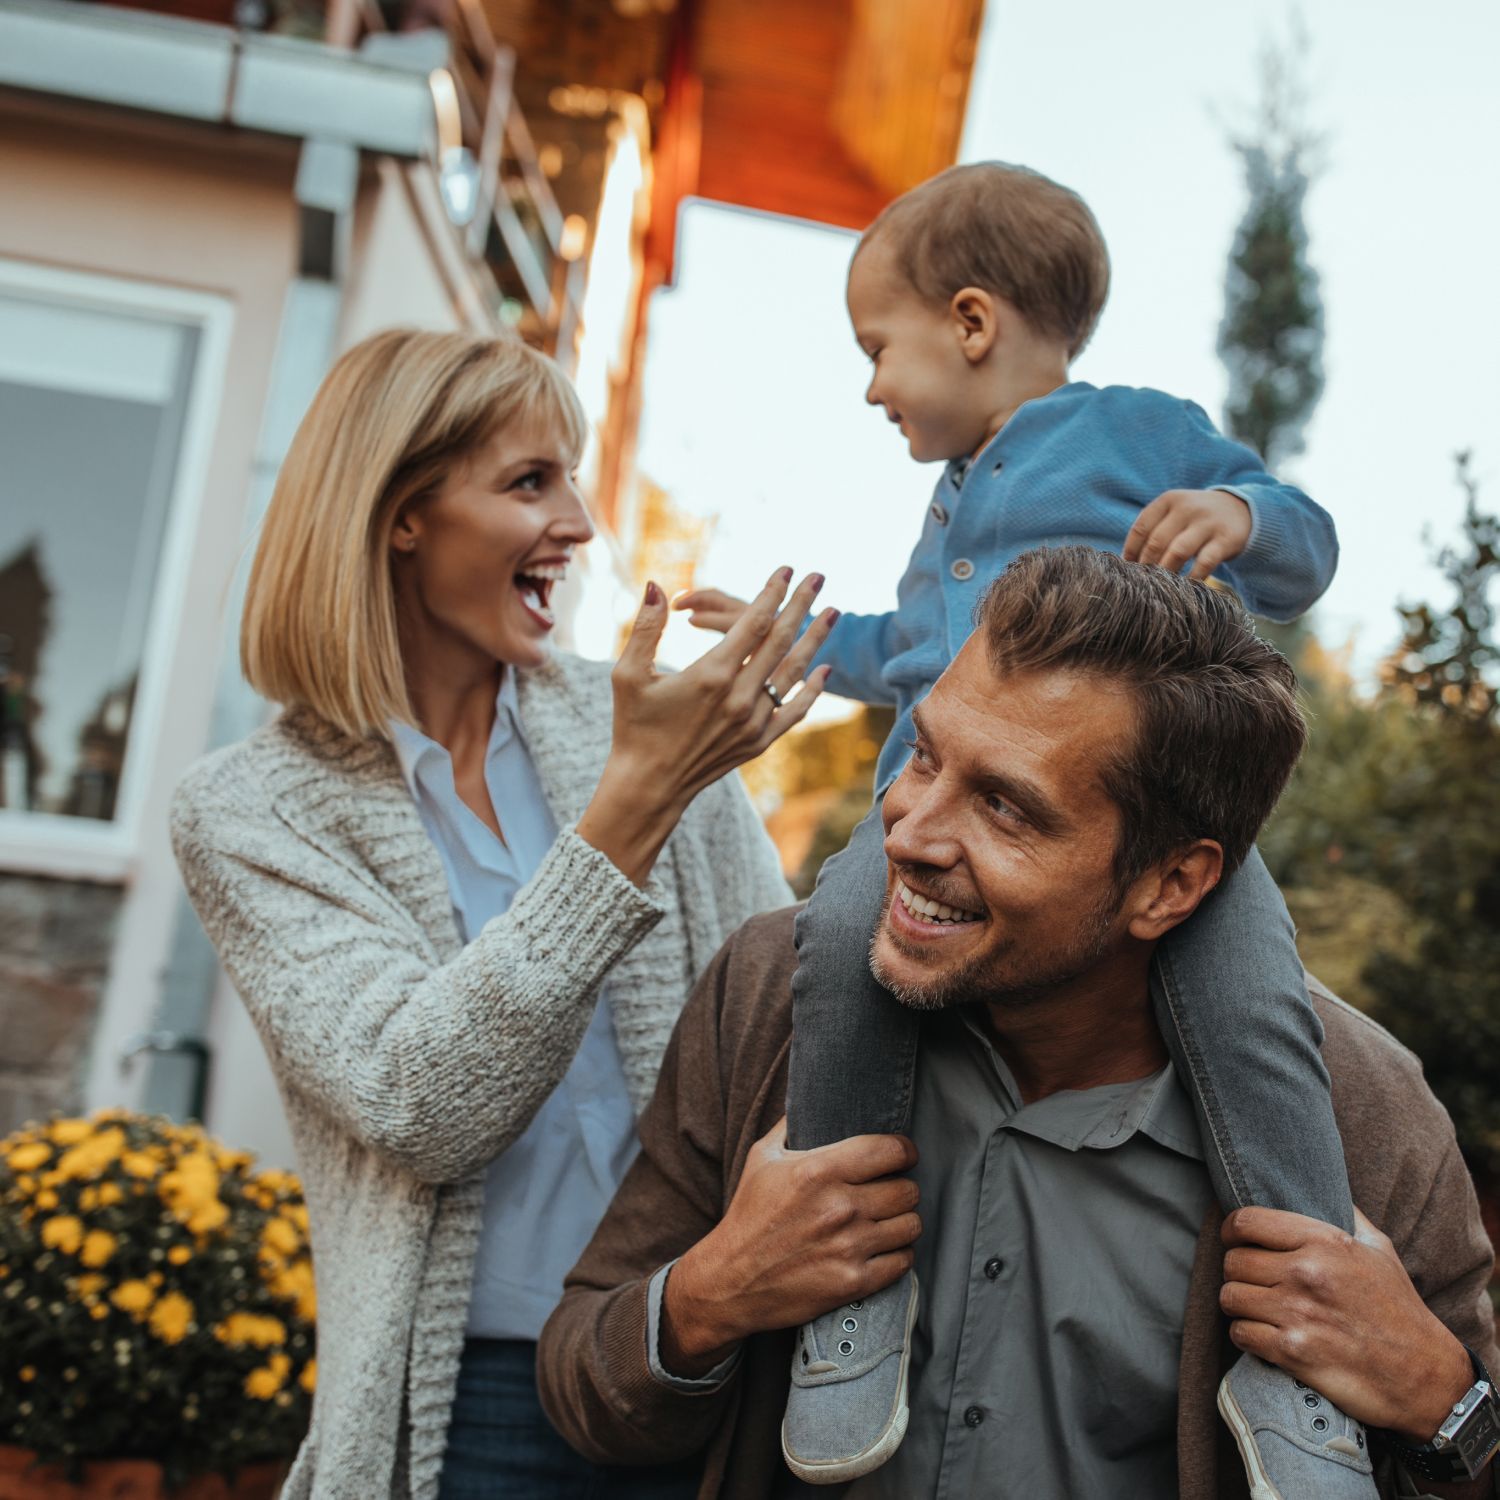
[930, 501, 949, 526]
[950, 558, 975, 582]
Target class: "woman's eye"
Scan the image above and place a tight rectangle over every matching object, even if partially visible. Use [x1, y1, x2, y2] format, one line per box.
[511, 470, 544, 493]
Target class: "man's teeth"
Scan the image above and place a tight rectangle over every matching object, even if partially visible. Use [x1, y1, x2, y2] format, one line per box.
[896, 880, 982, 924]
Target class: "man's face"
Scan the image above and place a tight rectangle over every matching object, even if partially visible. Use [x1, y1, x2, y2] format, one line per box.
[846, 239, 992, 463]
[872, 638, 1140, 1009]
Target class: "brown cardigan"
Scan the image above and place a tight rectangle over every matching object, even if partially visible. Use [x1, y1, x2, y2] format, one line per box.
[537, 907, 1499, 1498]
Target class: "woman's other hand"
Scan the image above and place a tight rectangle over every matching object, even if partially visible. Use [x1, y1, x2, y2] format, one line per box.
[672, 586, 749, 633]
[577, 569, 838, 885]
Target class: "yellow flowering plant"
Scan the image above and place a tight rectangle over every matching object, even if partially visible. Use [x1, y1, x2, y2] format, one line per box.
[0, 1111, 316, 1483]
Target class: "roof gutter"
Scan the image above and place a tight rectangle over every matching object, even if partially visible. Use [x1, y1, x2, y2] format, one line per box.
[0, 0, 437, 158]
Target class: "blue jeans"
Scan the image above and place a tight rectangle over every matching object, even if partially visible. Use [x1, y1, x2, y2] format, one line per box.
[787, 799, 1355, 1232]
[438, 1339, 703, 1500]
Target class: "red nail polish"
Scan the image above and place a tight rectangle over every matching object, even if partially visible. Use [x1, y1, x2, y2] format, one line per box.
[645, 582, 663, 605]
[778, 566, 794, 584]
[810, 573, 826, 593]
[826, 608, 841, 625]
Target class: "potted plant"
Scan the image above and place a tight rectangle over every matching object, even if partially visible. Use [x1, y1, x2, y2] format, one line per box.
[0, 1111, 316, 1498]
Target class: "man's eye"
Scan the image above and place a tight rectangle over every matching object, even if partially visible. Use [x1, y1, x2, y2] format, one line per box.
[903, 736, 932, 766]
[985, 793, 1023, 824]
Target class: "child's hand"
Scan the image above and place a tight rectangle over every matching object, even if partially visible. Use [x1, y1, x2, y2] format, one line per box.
[1123, 489, 1253, 583]
[672, 587, 752, 634]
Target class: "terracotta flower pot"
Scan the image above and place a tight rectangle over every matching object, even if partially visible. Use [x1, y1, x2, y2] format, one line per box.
[0, 1448, 285, 1500]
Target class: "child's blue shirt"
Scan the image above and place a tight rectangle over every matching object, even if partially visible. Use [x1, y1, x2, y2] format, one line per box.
[812, 380, 1339, 791]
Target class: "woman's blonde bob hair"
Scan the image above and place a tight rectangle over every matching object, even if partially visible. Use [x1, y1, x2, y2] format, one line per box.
[241, 327, 588, 738]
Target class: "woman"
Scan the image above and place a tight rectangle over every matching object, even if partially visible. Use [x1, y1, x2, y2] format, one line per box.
[171, 329, 834, 1500]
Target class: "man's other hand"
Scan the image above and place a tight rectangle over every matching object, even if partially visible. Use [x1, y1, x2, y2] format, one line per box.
[1220, 1205, 1476, 1444]
[1123, 488, 1253, 582]
[660, 1118, 920, 1378]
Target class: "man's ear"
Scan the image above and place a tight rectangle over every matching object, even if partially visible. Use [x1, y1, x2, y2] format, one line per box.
[950, 286, 1000, 364]
[1126, 841, 1224, 942]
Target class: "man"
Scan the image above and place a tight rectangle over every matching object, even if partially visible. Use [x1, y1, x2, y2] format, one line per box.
[537, 548, 1498, 1499]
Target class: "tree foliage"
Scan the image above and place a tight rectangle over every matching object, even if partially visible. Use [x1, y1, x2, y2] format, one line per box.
[1218, 33, 1326, 470]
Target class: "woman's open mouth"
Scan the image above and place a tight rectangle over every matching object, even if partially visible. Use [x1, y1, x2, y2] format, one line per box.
[515, 563, 567, 629]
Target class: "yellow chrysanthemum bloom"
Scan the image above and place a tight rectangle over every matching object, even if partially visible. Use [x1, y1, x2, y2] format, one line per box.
[159, 1151, 222, 1225]
[19, 1367, 35, 1382]
[262, 1216, 300, 1257]
[33, 1190, 58, 1211]
[167, 1245, 192, 1266]
[40, 1215, 84, 1254]
[270, 1260, 313, 1303]
[89, 1304, 108, 1321]
[49, 1119, 92, 1146]
[285, 1204, 309, 1232]
[79, 1230, 117, 1268]
[110, 1279, 155, 1315]
[148, 1291, 194, 1344]
[56, 1127, 125, 1181]
[7, 1142, 51, 1173]
[299, 1358, 317, 1393]
[121, 1151, 158, 1179]
[74, 1273, 106, 1296]
[96, 1182, 124, 1207]
[214, 1311, 287, 1348]
[244, 1351, 292, 1401]
[296, 1286, 317, 1322]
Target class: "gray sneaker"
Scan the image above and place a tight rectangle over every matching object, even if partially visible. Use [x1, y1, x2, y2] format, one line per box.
[781, 1271, 919, 1485]
[1218, 1351, 1377, 1499]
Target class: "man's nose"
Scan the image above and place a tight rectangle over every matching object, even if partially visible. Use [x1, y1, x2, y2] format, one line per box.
[883, 779, 960, 871]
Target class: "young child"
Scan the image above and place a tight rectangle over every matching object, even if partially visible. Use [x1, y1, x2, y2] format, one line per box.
[675, 162, 1366, 1497]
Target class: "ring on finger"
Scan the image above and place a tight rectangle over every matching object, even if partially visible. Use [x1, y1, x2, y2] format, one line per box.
[762, 680, 785, 709]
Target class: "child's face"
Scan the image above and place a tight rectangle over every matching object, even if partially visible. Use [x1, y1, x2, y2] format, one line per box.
[847, 240, 992, 463]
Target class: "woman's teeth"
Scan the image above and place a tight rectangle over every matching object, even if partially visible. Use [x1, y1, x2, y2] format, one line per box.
[516, 568, 562, 627]
[896, 879, 982, 925]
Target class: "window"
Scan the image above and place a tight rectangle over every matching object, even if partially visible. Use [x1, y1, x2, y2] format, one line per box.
[0, 261, 231, 877]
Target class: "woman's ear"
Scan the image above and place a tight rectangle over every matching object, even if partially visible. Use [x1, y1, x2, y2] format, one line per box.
[950, 286, 999, 364]
[390, 505, 421, 556]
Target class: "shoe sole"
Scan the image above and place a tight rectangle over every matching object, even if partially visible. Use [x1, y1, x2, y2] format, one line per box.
[781, 1273, 921, 1486]
[1216, 1377, 1285, 1500]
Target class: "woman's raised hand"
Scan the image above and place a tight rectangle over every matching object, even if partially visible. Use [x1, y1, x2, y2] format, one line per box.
[576, 568, 839, 886]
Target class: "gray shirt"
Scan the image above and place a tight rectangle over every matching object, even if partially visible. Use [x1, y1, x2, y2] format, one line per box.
[844, 1006, 1212, 1500]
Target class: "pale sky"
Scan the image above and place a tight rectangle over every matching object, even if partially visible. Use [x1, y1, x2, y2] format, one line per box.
[589, 0, 1500, 700]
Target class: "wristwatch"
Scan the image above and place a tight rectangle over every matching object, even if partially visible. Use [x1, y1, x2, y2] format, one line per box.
[1379, 1345, 1500, 1485]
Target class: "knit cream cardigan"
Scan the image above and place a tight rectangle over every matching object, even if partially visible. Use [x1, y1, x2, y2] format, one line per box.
[170, 651, 792, 1500]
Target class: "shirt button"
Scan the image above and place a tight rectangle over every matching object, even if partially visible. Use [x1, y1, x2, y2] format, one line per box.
[964, 1405, 985, 1428]
[983, 1256, 1003, 1281]
[950, 558, 975, 582]
[930, 501, 949, 525]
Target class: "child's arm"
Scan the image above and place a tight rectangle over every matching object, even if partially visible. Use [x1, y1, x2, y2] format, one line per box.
[675, 589, 902, 706]
[1130, 399, 1338, 623]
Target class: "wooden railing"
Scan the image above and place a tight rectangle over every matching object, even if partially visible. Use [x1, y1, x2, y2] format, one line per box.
[327, 0, 586, 367]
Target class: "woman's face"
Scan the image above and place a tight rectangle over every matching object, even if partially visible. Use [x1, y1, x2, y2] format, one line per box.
[391, 411, 594, 672]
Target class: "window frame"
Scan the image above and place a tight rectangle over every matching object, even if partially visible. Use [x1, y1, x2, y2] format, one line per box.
[0, 258, 234, 882]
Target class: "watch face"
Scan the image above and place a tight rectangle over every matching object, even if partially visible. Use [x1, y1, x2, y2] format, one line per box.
[1442, 1384, 1500, 1480]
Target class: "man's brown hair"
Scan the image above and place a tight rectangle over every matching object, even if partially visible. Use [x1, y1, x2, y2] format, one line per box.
[861, 162, 1111, 359]
[976, 546, 1306, 885]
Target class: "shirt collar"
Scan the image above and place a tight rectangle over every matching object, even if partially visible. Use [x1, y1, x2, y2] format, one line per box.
[387, 670, 525, 800]
[954, 1009, 1203, 1162]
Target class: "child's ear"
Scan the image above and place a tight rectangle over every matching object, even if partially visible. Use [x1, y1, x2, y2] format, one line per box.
[950, 286, 999, 364]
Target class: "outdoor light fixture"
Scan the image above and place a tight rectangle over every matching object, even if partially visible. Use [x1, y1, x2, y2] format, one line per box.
[429, 68, 482, 227]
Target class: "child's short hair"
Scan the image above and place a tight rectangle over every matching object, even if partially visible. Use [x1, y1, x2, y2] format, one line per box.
[862, 162, 1110, 359]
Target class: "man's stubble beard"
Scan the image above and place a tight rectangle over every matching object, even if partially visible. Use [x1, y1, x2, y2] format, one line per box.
[868, 888, 1121, 1012]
